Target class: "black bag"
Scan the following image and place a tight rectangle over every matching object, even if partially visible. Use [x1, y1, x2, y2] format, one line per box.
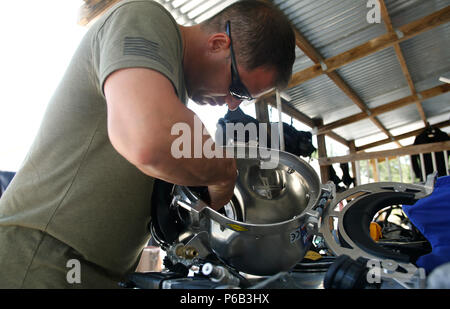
[216, 108, 316, 158]
[277, 122, 316, 158]
[411, 126, 449, 182]
[216, 107, 260, 145]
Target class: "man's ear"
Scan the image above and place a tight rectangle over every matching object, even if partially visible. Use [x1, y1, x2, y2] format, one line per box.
[206, 33, 230, 54]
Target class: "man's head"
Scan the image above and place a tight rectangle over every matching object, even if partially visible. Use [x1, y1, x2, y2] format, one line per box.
[183, 0, 296, 110]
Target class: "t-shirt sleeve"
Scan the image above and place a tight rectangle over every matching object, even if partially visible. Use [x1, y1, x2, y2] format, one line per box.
[94, 1, 182, 96]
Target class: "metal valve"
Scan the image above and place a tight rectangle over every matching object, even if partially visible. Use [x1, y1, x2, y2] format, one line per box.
[201, 263, 240, 287]
[175, 244, 199, 259]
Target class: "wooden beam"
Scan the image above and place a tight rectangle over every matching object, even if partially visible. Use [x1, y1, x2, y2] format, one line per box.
[380, 0, 428, 126]
[266, 97, 315, 128]
[325, 131, 351, 147]
[317, 84, 450, 134]
[292, 29, 373, 115]
[327, 72, 401, 147]
[292, 28, 395, 146]
[372, 84, 450, 113]
[315, 119, 330, 183]
[348, 141, 358, 181]
[356, 120, 450, 151]
[294, 30, 322, 64]
[370, 117, 403, 148]
[264, 97, 350, 146]
[288, 6, 450, 87]
[254, 98, 272, 139]
[287, 30, 357, 146]
[295, 6, 448, 147]
[254, 99, 270, 124]
[370, 159, 380, 182]
[78, 0, 122, 26]
[319, 141, 450, 166]
[258, 20, 386, 147]
[255, 6, 450, 147]
[326, 72, 370, 113]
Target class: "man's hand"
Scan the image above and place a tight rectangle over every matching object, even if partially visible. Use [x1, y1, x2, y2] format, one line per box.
[104, 68, 240, 200]
[208, 181, 235, 211]
[207, 159, 238, 211]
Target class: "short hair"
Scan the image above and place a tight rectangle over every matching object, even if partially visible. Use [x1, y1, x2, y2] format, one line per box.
[201, 0, 296, 89]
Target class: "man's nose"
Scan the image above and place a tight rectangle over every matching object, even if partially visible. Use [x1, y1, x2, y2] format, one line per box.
[226, 95, 242, 111]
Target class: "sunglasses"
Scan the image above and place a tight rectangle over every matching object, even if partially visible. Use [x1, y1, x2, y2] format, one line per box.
[226, 21, 255, 102]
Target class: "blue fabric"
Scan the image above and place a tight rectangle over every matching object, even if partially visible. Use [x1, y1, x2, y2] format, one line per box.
[403, 176, 450, 274]
[0, 171, 15, 195]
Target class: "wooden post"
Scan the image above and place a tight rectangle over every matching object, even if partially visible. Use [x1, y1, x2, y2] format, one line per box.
[254, 98, 271, 143]
[349, 140, 358, 183]
[409, 157, 415, 183]
[318, 141, 450, 165]
[255, 99, 270, 124]
[419, 153, 426, 181]
[370, 159, 379, 182]
[397, 156, 403, 183]
[375, 158, 380, 182]
[386, 157, 392, 181]
[275, 91, 285, 151]
[315, 118, 330, 184]
[444, 150, 449, 176]
[431, 152, 437, 172]
[260, 93, 350, 147]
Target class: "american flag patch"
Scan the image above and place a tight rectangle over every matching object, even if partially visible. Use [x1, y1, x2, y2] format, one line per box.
[123, 36, 173, 73]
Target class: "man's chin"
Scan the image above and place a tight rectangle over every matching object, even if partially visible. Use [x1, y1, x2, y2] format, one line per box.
[190, 96, 207, 105]
[192, 96, 225, 107]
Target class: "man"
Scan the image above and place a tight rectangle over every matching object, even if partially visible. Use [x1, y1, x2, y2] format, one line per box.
[0, 0, 295, 288]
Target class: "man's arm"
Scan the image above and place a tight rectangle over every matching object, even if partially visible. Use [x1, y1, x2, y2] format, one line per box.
[104, 67, 237, 209]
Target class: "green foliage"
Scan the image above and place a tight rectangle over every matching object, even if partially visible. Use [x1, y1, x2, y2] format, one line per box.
[358, 157, 418, 184]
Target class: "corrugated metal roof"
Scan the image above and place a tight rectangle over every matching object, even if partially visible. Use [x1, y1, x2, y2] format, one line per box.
[292, 46, 315, 72]
[286, 74, 361, 124]
[274, 0, 388, 58]
[421, 92, 450, 117]
[335, 47, 410, 108]
[389, 111, 450, 139]
[333, 118, 385, 142]
[386, 0, 450, 28]
[399, 22, 450, 88]
[376, 104, 422, 130]
[156, 0, 240, 25]
[154, 0, 449, 147]
[272, 0, 450, 145]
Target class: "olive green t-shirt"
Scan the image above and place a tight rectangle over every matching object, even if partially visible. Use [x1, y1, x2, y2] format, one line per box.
[0, 0, 186, 275]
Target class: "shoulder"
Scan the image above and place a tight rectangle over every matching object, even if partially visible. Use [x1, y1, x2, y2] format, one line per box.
[96, 0, 178, 35]
[106, 0, 171, 18]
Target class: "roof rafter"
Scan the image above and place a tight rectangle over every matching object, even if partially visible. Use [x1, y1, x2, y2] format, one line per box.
[379, 0, 428, 126]
[287, 6, 450, 88]
[356, 120, 450, 152]
[292, 27, 402, 147]
[317, 84, 450, 135]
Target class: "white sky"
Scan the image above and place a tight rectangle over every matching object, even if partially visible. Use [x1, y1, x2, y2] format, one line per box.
[0, 0, 370, 174]
[0, 0, 326, 173]
[0, 1, 87, 171]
